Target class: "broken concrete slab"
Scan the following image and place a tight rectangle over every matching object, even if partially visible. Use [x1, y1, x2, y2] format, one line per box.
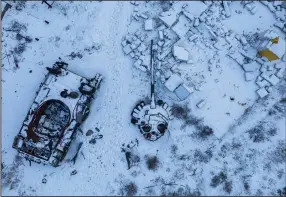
[134, 59, 142, 68]
[193, 17, 200, 27]
[173, 45, 189, 61]
[240, 36, 248, 46]
[123, 45, 132, 55]
[121, 40, 127, 47]
[139, 14, 148, 19]
[256, 87, 268, 98]
[240, 46, 257, 60]
[267, 74, 279, 86]
[242, 61, 261, 72]
[189, 34, 199, 42]
[276, 68, 285, 78]
[144, 19, 153, 31]
[159, 10, 178, 28]
[265, 86, 273, 93]
[159, 30, 164, 40]
[137, 43, 147, 52]
[223, 1, 231, 17]
[256, 79, 270, 88]
[171, 14, 191, 38]
[245, 72, 257, 81]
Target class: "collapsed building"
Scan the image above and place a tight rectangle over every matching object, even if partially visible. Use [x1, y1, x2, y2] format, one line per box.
[12, 61, 102, 167]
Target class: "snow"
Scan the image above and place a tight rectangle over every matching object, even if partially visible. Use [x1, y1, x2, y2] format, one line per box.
[2, 1, 286, 196]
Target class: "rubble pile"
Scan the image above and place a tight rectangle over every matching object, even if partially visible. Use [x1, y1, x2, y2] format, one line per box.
[260, 1, 286, 33]
[121, 31, 149, 72]
[122, 1, 285, 101]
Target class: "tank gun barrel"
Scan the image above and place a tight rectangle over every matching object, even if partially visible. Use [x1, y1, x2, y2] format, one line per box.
[150, 40, 156, 109]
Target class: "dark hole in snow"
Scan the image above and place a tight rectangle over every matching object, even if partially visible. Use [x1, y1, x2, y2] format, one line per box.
[70, 170, 77, 175]
[86, 129, 94, 136]
[146, 155, 160, 171]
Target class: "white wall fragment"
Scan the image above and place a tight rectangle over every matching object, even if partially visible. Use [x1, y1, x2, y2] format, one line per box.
[196, 99, 206, 109]
[223, 1, 231, 17]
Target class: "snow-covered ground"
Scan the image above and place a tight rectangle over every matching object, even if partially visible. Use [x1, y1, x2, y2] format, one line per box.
[1, 1, 286, 196]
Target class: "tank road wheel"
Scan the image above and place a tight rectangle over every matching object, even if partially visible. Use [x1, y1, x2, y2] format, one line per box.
[131, 118, 138, 124]
[157, 100, 163, 106]
[51, 158, 60, 167]
[81, 108, 90, 122]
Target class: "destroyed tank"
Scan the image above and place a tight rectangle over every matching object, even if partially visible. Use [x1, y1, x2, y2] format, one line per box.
[12, 61, 102, 167]
[131, 40, 173, 141]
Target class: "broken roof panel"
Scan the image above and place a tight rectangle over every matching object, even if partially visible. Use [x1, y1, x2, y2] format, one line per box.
[164, 73, 184, 92]
[174, 83, 193, 100]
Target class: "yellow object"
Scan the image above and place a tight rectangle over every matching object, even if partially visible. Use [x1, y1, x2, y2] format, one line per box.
[258, 49, 279, 61]
[271, 37, 279, 44]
